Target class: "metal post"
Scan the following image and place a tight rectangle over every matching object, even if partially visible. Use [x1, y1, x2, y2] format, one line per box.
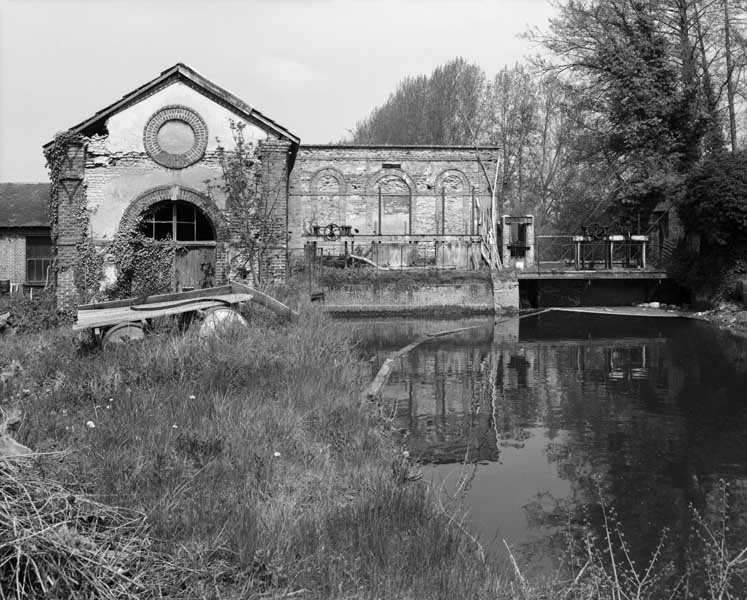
[471, 188, 475, 236]
[441, 188, 445, 235]
[378, 188, 382, 236]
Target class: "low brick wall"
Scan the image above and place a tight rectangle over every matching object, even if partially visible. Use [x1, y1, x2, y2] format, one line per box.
[322, 279, 494, 316]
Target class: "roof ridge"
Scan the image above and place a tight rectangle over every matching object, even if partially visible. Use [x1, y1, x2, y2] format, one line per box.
[43, 63, 299, 148]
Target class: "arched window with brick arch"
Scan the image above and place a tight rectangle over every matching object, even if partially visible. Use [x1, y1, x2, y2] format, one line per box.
[367, 170, 414, 235]
[120, 186, 229, 290]
[309, 168, 346, 232]
[436, 169, 472, 235]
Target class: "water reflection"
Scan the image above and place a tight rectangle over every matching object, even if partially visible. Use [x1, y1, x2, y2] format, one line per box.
[350, 313, 747, 570]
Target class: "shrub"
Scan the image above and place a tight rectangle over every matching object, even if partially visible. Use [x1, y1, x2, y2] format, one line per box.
[678, 150, 747, 249]
[0, 289, 71, 334]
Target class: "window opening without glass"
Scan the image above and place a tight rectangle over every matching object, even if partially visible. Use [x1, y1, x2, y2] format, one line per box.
[139, 201, 215, 242]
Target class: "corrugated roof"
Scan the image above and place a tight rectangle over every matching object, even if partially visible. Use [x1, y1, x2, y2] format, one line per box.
[43, 63, 300, 148]
[0, 183, 51, 228]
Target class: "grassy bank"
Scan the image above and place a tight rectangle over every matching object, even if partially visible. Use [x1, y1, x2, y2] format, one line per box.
[0, 302, 497, 599]
[3, 293, 747, 599]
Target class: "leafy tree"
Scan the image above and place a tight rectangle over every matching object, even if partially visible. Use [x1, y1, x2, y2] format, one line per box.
[532, 0, 712, 229]
[350, 58, 485, 145]
[679, 149, 747, 248]
[209, 121, 280, 286]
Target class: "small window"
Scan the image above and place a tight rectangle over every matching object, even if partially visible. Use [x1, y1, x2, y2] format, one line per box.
[139, 201, 214, 242]
[26, 237, 54, 284]
[382, 163, 401, 169]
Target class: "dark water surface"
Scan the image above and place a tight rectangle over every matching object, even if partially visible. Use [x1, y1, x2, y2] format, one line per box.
[348, 313, 747, 571]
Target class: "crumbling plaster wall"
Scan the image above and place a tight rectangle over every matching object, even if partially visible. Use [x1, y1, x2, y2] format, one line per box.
[288, 146, 498, 256]
[84, 81, 271, 242]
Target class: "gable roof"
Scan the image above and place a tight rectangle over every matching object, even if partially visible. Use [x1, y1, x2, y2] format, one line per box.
[43, 63, 300, 148]
[0, 183, 50, 228]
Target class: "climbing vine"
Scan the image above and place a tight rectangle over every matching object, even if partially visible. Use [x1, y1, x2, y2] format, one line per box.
[44, 130, 85, 245]
[44, 131, 104, 304]
[108, 228, 178, 299]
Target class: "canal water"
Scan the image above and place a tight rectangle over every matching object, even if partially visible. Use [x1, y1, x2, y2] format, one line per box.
[348, 313, 747, 572]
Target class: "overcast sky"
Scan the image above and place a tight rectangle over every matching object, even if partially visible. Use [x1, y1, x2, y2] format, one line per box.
[0, 0, 557, 182]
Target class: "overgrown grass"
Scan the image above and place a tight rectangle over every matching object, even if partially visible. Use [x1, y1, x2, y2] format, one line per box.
[1, 304, 497, 598]
[2, 298, 747, 598]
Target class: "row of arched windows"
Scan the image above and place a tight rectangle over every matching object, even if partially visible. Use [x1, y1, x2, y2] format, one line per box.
[307, 167, 477, 236]
[309, 167, 470, 196]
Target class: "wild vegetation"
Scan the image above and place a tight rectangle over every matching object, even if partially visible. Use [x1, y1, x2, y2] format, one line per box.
[349, 0, 747, 253]
[0, 300, 500, 599]
[2, 293, 747, 598]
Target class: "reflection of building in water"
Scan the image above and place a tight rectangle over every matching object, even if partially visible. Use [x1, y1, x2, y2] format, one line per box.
[382, 329, 689, 468]
[384, 345, 498, 464]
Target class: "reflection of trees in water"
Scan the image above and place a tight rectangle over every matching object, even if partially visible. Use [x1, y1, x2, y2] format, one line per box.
[502, 323, 747, 577]
[377, 316, 747, 578]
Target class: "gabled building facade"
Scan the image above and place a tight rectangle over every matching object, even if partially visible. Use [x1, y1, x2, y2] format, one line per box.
[44, 63, 497, 307]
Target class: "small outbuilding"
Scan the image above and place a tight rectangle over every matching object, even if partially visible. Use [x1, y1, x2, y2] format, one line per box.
[0, 183, 52, 293]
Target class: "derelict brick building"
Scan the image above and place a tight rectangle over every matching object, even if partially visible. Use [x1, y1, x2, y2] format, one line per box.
[43, 63, 497, 307]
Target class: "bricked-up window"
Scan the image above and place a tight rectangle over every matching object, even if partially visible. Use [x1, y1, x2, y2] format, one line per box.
[26, 236, 54, 284]
[139, 201, 214, 242]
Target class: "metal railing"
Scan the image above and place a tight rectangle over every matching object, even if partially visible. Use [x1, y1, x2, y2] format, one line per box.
[535, 235, 649, 271]
[535, 235, 575, 269]
[304, 239, 484, 272]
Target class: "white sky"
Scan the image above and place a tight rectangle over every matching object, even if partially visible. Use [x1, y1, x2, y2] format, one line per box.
[0, 0, 557, 182]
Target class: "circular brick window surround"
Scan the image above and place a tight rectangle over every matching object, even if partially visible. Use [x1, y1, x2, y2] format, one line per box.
[143, 105, 208, 169]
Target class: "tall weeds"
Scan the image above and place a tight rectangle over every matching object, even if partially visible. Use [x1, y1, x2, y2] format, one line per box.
[1, 306, 496, 598]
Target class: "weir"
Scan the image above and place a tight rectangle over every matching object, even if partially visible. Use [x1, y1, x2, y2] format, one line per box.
[304, 214, 682, 314]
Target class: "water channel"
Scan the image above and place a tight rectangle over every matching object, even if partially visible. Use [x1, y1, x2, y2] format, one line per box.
[348, 313, 747, 573]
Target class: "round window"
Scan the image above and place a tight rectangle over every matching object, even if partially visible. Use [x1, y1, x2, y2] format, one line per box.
[143, 105, 208, 169]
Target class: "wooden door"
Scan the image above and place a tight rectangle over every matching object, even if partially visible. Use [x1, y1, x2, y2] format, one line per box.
[174, 246, 216, 291]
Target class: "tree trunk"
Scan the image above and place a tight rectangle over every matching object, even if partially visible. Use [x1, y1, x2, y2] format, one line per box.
[724, 0, 738, 151]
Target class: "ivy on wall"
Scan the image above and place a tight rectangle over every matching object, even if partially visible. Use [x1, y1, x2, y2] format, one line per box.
[44, 131, 104, 304]
[108, 229, 178, 299]
[43, 130, 83, 244]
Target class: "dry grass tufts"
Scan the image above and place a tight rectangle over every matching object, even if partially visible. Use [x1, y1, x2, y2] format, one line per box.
[0, 457, 159, 600]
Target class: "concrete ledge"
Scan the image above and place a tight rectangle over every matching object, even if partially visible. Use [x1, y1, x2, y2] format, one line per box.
[325, 303, 494, 318]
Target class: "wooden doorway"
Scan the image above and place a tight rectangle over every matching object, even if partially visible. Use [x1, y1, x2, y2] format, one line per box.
[174, 246, 216, 290]
[139, 200, 217, 291]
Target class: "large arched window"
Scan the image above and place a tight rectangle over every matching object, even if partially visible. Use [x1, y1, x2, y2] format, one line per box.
[138, 201, 215, 242]
[437, 170, 471, 235]
[376, 174, 411, 235]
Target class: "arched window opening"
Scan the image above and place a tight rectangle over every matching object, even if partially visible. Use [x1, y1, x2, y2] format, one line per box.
[376, 175, 411, 235]
[139, 201, 215, 242]
[438, 173, 470, 235]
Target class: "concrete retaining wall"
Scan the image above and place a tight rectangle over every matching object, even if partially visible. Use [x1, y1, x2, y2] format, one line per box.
[323, 279, 495, 316]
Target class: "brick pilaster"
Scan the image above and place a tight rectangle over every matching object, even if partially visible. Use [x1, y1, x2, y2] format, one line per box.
[258, 139, 292, 283]
[54, 141, 86, 310]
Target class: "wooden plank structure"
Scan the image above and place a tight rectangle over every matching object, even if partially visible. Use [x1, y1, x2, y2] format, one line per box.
[74, 282, 297, 333]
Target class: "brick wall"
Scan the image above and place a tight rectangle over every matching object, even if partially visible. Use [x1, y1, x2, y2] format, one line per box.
[288, 145, 499, 256]
[55, 142, 87, 309]
[257, 139, 292, 283]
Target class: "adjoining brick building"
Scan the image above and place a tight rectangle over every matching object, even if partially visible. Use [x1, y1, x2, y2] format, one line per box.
[43, 63, 498, 307]
[0, 184, 53, 293]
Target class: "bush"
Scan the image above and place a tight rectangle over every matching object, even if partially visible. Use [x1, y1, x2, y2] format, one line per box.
[678, 150, 747, 249]
[673, 151, 747, 303]
[0, 289, 71, 334]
